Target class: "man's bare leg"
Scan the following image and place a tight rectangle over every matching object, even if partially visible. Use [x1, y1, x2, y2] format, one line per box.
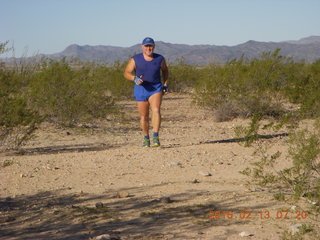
[149, 91, 162, 133]
[137, 101, 150, 136]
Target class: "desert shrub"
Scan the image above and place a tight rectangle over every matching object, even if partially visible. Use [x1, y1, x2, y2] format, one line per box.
[0, 42, 41, 150]
[193, 50, 320, 121]
[233, 114, 263, 147]
[0, 49, 133, 148]
[283, 59, 320, 118]
[240, 119, 320, 222]
[169, 58, 199, 92]
[89, 61, 133, 99]
[194, 51, 290, 121]
[28, 58, 120, 126]
[281, 223, 317, 240]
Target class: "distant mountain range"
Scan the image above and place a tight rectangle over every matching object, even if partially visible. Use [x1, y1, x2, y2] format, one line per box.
[4, 36, 320, 65]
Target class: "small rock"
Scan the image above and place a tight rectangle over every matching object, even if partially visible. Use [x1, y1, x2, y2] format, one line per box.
[169, 161, 182, 166]
[289, 223, 302, 235]
[95, 202, 104, 208]
[46, 164, 54, 170]
[290, 205, 297, 211]
[239, 231, 254, 237]
[93, 234, 111, 240]
[191, 179, 200, 183]
[117, 192, 130, 198]
[53, 210, 60, 215]
[199, 170, 212, 176]
[159, 197, 173, 203]
[20, 173, 33, 178]
[309, 200, 317, 205]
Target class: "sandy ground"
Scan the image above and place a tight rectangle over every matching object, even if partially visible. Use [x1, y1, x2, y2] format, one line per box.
[0, 93, 315, 240]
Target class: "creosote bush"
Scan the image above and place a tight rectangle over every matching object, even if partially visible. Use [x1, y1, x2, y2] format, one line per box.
[169, 58, 198, 92]
[193, 50, 320, 121]
[0, 42, 41, 150]
[239, 119, 320, 238]
[28, 59, 125, 126]
[0, 42, 133, 148]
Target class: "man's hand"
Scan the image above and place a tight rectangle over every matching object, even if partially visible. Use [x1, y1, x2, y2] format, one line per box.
[163, 84, 169, 93]
[134, 76, 143, 85]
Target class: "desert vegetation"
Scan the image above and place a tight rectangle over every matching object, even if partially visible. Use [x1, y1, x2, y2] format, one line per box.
[1, 41, 320, 239]
[192, 50, 320, 239]
[1, 42, 133, 149]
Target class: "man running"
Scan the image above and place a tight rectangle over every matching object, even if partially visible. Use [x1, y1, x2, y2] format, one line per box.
[124, 37, 169, 147]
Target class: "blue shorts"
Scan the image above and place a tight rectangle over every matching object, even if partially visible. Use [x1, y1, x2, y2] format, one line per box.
[134, 82, 163, 101]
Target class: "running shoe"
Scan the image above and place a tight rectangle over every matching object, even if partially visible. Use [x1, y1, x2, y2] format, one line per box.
[152, 136, 160, 147]
[143, 138, 150, 147]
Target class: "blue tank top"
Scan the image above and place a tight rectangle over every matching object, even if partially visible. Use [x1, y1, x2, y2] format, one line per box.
[132, 53, 164, 84]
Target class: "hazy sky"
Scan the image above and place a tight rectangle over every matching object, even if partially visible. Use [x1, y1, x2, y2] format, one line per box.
[1, 0, 320, 57]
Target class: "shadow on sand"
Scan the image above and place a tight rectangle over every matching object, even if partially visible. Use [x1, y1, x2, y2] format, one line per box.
[1, 132, 288, 156]
[0, 185, 276, 240]
[161, 132, 288, 149]
[199, 132, 288, 144]
[1, 143, 121, 157]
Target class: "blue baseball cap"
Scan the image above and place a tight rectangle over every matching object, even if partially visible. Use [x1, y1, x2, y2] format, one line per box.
[142, 37, 155, 46]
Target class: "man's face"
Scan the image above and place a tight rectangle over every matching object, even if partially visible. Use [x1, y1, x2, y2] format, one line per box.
[142, 44, 155, 57]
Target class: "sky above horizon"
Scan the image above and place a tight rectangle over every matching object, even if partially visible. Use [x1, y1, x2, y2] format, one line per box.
[1, 0, 320, 57]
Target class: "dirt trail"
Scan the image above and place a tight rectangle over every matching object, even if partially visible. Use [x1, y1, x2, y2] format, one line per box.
[0, 93, 311, 239]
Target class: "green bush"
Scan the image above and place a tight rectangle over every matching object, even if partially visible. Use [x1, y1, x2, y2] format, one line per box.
[28, 59, 122, 126]
[0, 42, 41, 149]
[193, 52, 288, 121]
[169, 58, 199, 92]
[89, 61, 133, 99]
[240, 119, 320, 222]
[239, 121, 320, 239]
[0, 49, 133, 148]
[193, 50, 320, 121]
[283, 59, 320, 118]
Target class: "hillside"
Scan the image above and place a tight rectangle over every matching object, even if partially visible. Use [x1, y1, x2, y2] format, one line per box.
[43, 36, 320, 64]
[2, 36, 320, 65]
